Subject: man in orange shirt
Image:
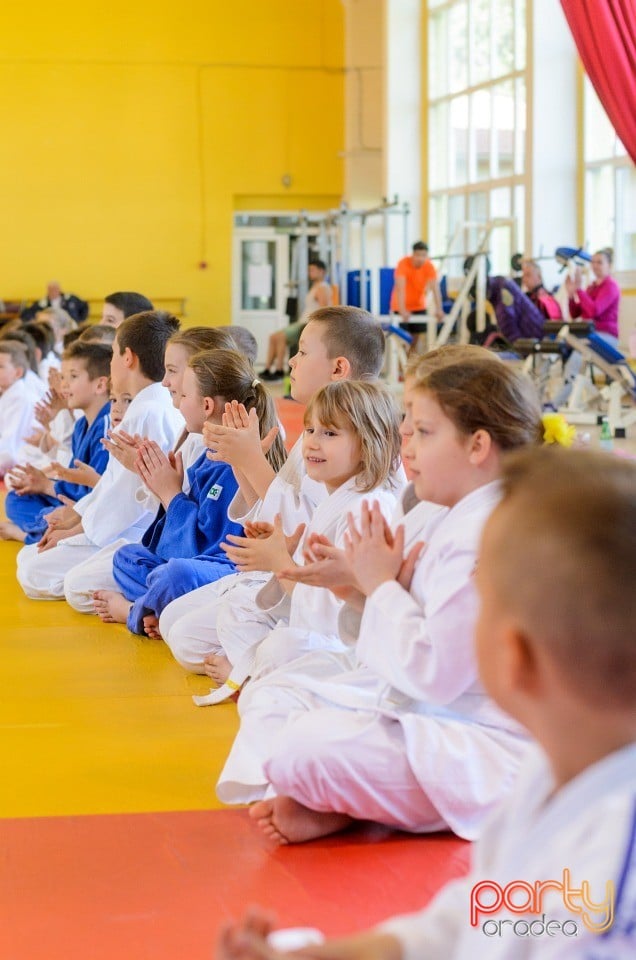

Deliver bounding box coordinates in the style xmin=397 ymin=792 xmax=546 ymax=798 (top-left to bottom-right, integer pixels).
xmin=390 ymin=241 xmax=443 ymax=323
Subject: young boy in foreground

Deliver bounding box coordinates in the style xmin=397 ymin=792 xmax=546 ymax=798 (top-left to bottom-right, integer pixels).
xmin=218 ymin=446 xmax=636 ymax=959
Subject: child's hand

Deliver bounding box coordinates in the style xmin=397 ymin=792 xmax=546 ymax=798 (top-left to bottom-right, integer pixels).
xmin=277 ymin=534 xmax=361 ymax=601
xmin=221 ymin=514 xmax=304 ymax=573
xmin=7 ymin=463 xmax=52 ymax=496
xmin=344 ymin=502 xmax=408 ymax=597
xmin=24 ymin=427 xmax=45 ymax=446
xmin=223 ymin=401 xmax=279 ymax=455
xmin=49 ymin=459 xmax=101 ymax=489
xmin=45 ymin=496 xmax=80 ymax=530
xmin=37 ymin=523 xmax=80 ymax=552
xmin=101 ymin=429 xmax=145 ymax=472
xmin=135 ymin=441 xmax=183 ymax=507
xmin=217 ymin=906 xmax=278 ymax=960
xmin=244 ymin=521 xmax=274 ymax=540
xmin=34 ymin=400 xmax=54 ymax=429
xmin=204 ymin=405 xmax=277 ymax=471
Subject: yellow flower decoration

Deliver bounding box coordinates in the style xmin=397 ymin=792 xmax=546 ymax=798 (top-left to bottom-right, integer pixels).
xmin=542 ymin=413 xmax=577 ymax=447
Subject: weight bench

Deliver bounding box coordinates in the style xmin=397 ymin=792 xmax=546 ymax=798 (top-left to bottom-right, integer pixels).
xmin=562 ymin=332 xmax=636 ymax=437
xmin=512 ymin=322 xmax=594 ymax=405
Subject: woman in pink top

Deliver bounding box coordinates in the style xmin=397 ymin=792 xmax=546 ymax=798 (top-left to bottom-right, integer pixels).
xmin=566 ymin=247 xmax=621 ymax=339
xmin=554 ymin=248 xmax=622 ymax=407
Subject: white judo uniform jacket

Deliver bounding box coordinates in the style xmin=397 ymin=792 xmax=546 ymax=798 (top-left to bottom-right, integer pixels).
xmin=217 ymin=482 xmax=528 ymax=834
xmin=0 ymin=379 xmax=36 ymax=474
xmin=215 ymin=476 xmax=400 ymax=795
xmin=16 ymin=381 xmax=184 ymax=599
xmin=160 ymin=434 xmax=328 ymax=675
xmin=380 ymin=742 xmax=636 ymax=959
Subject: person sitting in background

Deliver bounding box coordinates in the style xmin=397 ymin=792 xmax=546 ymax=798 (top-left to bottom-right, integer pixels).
xmin=259 ymin=261 xmax=331 ymax=381
xmin=566 ymin=247 xmax=620 ymax=343
xmin=554 ymin=248 xmax=622 ymax=408
xmin=521 ymin=259 xmax=562 ymax=321
xmin=21 ymin=280 xmax=88 ymax=325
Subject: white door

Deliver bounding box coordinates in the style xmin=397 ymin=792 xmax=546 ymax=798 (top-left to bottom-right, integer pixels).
xmin=232 ymin=228 xmax=290 ymax=366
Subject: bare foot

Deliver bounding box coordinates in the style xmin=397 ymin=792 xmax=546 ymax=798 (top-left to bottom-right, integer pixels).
xmin=249 ymin=796 xmax=352 ymax=845
xmin=204 ymin=653 xmax=232 ymax=684
xmin=142 ymin=614 xmax=162 ymax=639
xmin=92 ymin=590 xmax=132 ymax=624
xmin=0 ymin=521 xmax=26 ymax=543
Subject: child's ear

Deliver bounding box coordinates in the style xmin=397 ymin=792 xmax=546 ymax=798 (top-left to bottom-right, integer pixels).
xmin=203 ymin=396 xmax=216 ymax=417
xmin=123 ymin=347 xmax=135 ymax=368
xmin=468 ymin=428 xmax=492 ymax=465
xmin=331 ymin=356 xmax=352 ymax=381
xmin=95 ymin=375 xmax=109 ymax=395
xmin=502 ymin=623 xmax=543 ymax=701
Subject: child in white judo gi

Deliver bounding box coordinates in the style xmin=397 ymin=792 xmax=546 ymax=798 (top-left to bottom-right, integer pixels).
xmin=218 ymin=356 xmax=542 ymax=826
xmin=15 ymin=311 xmax=184 ymax=600
xmin=0 ymin=341 xmax=37 ymax=477
xmin=159 ymin=306 xmax=387 ymax=677
xmin=217 ymin=446 xmax=636 ymax=959
xmin=195 ymin=379 xmax=402 ymax=709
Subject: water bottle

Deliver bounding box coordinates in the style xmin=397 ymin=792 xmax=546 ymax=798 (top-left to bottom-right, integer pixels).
xmin=599 ymin=417 xmax=614 ymax=452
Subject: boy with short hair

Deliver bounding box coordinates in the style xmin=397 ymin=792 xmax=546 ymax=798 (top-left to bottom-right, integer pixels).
xmin=0 ymin=341 xmax=37 ymax=477
xmin=217 ymin=447 xmax=636 ymax=960
xmin=0 ymin=341 xmax=112 ymax=543
xmin=16 ymin=311 xmax=184 ymax=600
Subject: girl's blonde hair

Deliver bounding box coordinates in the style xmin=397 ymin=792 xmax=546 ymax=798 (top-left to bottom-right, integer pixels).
xmin=169 ymin=326 xmax=238 ymax=356
xmin=413 ymin=358 xmax=543 ymax=450
xmin=304 ymin=380 xmax=402 ymax=492
xmin=188 ymin=349 xmax=286 ymax=472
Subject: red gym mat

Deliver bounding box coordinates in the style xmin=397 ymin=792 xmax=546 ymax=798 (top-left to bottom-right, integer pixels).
xmin=0 ymin=808 xmax=470 ymax=960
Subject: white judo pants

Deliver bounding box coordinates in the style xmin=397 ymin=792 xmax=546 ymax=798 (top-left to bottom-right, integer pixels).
xmin=17 ymin=536 xmax=100 ymax=600
xmin=63 ymin=540 xmax=125 ymax=614
xmin=159 ymin=573 xmax=276 ymax=674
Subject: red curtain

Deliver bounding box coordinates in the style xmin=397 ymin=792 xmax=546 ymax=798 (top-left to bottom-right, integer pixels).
xmin=561 ymin=0 xmax=636 ymax=164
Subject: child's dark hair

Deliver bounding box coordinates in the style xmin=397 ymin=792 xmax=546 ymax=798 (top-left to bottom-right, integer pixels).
xmin=105 ymin=291 xmax=154 ymax=319
xmin=79 ymin=324 xmax=117 ymax=345
xmin=494 ymin=447 xmax=636 ymax=707
xmin=22 ymin=320 xmax=57 ymax=359
xmin=63 ymin=341 xmax=113 ymax=380
xmin=188 ymin=350 xmax=287 ymax=472
xmin=115 ymin=311 xmax=181 ymax=382
xmin=219 ymin=325 xmax=258 ymax=364
xmin=169 ymin=326 xmax=237 ymax=356
xmin=305 ymin=306 xmax=385 ymax=380
xmin=0 ymin=328 xmax=38 ymax=373
xmin=0 ymin=340 xmax=29 ymax=375
xmin=414 ymin=359 xmax=543 ymax=450
xmin=304 ymin=380 xmax=402 ymax=492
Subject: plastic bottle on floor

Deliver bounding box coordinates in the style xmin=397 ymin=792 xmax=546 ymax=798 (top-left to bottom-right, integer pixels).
xmin=599 ymin=417 xmax=614 ymax=452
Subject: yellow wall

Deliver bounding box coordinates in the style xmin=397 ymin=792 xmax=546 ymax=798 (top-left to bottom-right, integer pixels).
xmin=0 ymin=1 xmax=345 ymax=323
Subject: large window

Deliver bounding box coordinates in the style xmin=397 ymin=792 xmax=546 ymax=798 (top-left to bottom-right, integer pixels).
xmin=584 ymin=77 xmax=636 ymax=272
xmin=427 ymin=0 xmax=527 ymax=274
